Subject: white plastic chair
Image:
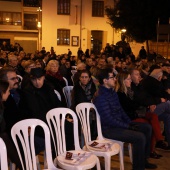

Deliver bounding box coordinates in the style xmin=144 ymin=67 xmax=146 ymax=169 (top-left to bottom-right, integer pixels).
xmin=71 ymin=66 xmax=77 ymax=70
xmin=0 ymin=138 xmax=8 ymax=170
xmin=54 ymin=90 xmax=61 ymax=101
xmin=46 ymin=108 xmax=101 ymax=170
xmin=76 ymin=103 xmax=124 ymax=170
xmin=63 ymin=86 xmax=73 ymax=108
xmin=11 ymin=119 xmax=60 ymax=170
xmin=63 ymin=77 xmax=68 ymax=86
xmin=71 ymin=70 xmax=77 ymax=76
xmin=17 ymin=74 xmax=23 ymax=81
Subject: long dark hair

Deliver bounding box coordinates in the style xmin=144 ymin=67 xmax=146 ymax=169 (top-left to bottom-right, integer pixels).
xmin=0 ymin=80 xmax=9 ymax=107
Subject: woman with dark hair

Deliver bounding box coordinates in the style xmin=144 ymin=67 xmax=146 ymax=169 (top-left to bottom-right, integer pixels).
xmin=0 ymin=80 xmax=21 ymax=168
xmin=71 ymin=70 xmax=97 ymax=139
xmin=71 ymin=70 xmax=96 ymax=109
xmin=116 ymin=71 xmax=168 ymax=159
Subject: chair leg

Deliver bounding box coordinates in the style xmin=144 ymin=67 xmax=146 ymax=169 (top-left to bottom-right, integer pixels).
xmin=36 ymin=156 xmax=41 ymax=170
xmin=104 ymin=156 xmax=111 ymax=170
xmin=96 ymin=157 xmax=101 ymax=170
xmin=44 ymin=151 xmax=47 ymax=169
xmin=9 ymin=162 xmax=16 ymax=170
xmin=128 ymin=144 xmax=133 ymax=163
xmin=118 ymin=142 xmax=124 ymax=170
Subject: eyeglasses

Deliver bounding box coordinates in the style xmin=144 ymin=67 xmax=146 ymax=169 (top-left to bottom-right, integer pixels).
xmin=107 ymin=76 xmax=116 ymax=80
xmin=8 ymin=77 xmax=19 ymax=81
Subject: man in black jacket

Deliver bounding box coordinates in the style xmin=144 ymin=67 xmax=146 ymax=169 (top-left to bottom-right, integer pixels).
xmin=19 ymin=68 xmax=74 ymax=153
xmin=0 ymin=67 xmax=21 ymax=136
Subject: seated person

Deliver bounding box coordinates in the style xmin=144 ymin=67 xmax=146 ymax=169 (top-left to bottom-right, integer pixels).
xmin=19 ymin=68 xmax=69 ymax=154
xmin=0 ymin=80 xmax=22 ymax=169
xmin=71 ymin=69 xmax=97 ymax=139
xmin=93 ymin=66 xmax=157 ymax=170
xmin=45 ymin=60 xmax=66 ymax=106
xmin=116 ymin=71 xmax=168 ymax=158
xmin=131 ymin=68 xmax=170 ymax=150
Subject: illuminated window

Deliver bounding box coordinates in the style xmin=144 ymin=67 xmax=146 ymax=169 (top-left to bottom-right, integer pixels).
xmin=92 ymin=0 xmax=104 ymax=17
xmin=57 ymin=29 xmax=70 ymax=45
xmin=0 ymin=12 xmax=21 ymax=25
xmin=57 ymin=0 xmax=70 ymax=15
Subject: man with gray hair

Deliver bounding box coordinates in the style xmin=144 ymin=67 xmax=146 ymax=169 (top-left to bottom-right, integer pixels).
xmin=131 ymin=68 xmax=170 ymax=150
xmin=5 ymin=53 xmax=21 ymax=75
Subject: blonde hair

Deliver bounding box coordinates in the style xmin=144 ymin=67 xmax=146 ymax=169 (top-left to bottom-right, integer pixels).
xmin=46 ymin=60 xmax=59 ymax=71
xmin=23 ymin=60 xmax=35 ymax=69
xmin=115 ymin=71 xmax=129 ymax=95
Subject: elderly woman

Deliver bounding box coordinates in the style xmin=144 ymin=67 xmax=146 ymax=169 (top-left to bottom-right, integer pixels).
xmin=45 ymin=60 xmax=66 ymax=106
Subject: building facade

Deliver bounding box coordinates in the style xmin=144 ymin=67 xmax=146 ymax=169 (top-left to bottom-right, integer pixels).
xmin=0 ymin=0 xmax=41 ymax=53
xmin=42 ymin=0 xmax=121 ymax=56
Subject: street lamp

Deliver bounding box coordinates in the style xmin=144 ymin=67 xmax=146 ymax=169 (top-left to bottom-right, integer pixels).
xmin=37 ymin=7 xmax=42 ymax=51
xmin=37 ymin=21 xmax=41 ymax=51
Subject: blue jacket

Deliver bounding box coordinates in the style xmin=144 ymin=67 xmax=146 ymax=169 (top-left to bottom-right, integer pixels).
xmin=93 ymin=86 xmax=131 ymax=129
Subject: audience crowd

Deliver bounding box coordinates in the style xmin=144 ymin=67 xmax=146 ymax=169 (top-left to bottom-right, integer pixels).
xmin=0 ymin=41 xmax=170 ymax=170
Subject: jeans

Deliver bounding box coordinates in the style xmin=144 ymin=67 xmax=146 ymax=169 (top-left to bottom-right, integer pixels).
xmin=102 ymin=122 xmax=152 ymax=170
xmin=154 ymin=102 xmax=170 ymax=145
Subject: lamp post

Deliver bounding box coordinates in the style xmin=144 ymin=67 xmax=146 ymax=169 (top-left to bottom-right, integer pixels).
xmin=37 ymin=7 xmax=42 ymax=51
xmin=37 ymin=21 xmax=41 ymax=51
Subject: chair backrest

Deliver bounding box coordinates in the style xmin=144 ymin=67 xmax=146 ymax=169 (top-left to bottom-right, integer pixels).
xmin=46 ymin=108 xmax=81 ymax=156
xmin=0 ymin=138 xmax=8 ymax=170
xmin=63 ymin=77 xmax=68 ymax=86
xmin=71 ymin=66 xmax=77 ymax=70
xmin=11 ymin=119 xmax=57 ymax=170
xmin=76 ymin=103 xmax=104 ymax=144
xmin=63 ymin=86 xmax=73 ymax=108
xmin=17 ymin=74 xmax=23 ymax=81
xmin=54 ymin=90 xmax=61 ymax=101
xmin=71 ymin=70 xmax=77 ymax=76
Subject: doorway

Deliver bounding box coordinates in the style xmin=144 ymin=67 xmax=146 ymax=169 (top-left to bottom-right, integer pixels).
xmin=91 ymin=30 xmax=103 ymax=55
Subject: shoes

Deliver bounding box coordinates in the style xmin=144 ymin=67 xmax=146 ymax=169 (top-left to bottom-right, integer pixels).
xmin=155 ymin=140 xmax=170 ymax=151
xmin=150 ymin=151 xmax=162 ymax=159
xmin=145 ymin=160 xmax=157 ymax=169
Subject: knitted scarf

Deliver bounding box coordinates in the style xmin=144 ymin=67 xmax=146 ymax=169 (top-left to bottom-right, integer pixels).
xmin=46 ymin=71 xmax=63 ymax=81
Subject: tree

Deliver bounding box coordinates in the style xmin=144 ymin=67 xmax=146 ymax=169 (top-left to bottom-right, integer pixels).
xmin=105 ymin=0 xmax=170 ymax=50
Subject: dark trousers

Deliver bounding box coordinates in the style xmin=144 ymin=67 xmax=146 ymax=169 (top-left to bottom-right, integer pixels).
xmin=102 ymin=122 xmax=152 ymax=170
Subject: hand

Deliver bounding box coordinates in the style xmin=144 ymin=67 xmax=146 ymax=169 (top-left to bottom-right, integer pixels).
xmin=128 ymin=123 xmax=139 ymax=131
xmin=149 ymin=105 xmax=156 ymax=113
xmin=161 ymin=98 xmax=166 ymax=103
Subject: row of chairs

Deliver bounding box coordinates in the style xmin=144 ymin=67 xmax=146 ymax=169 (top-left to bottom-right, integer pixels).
xmin=0 ymin=103 xmax=132 ymax=170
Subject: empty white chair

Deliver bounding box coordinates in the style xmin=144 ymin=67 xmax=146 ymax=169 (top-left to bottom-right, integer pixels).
xmin=46 ymin=108 xmax=101 ymax=170
xmin=0 ymin=138 xmax=8 ymax=170
xmin=71 ymin=70 xmax=77 ymax=76
xmin=63 ymin=86 xmax=73 ymax=108
xmin=76 ymin=103 xmax=124 ymax=170
xmin=11 ymin=119 xmax=60 ymax=170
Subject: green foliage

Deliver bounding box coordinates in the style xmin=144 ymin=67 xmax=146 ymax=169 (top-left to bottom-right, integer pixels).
xmin=105 ymin=0 xmax=170 ymax=42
